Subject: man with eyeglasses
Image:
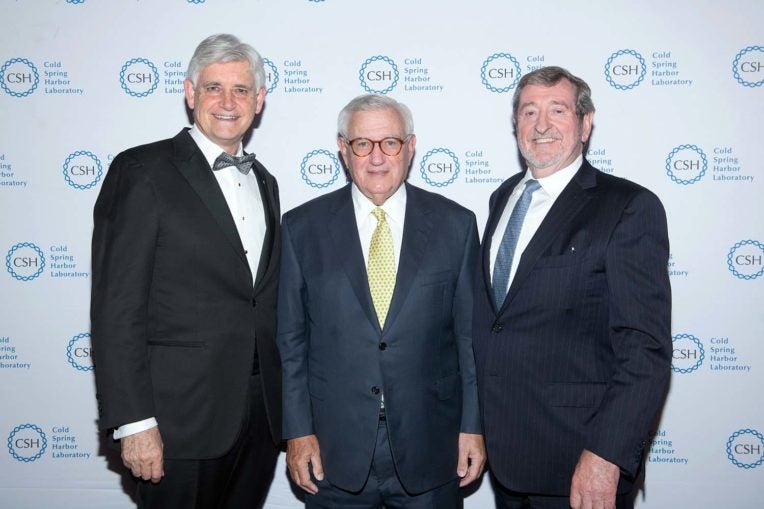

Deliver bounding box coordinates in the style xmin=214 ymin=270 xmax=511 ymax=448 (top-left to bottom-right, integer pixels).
xmin=277 ymin=94 xmax=485 ymax=508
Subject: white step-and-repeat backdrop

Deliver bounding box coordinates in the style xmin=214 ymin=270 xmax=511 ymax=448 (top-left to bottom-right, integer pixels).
xmin=1 ymin=1 xmax=762 ymax=507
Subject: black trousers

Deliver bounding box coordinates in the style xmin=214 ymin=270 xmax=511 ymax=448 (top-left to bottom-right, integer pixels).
xmin=137 ymin=375 xmax=279 ymax=509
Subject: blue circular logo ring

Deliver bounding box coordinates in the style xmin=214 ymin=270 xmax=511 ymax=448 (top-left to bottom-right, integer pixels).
xmin=187 ymin=0 xmax=206 ymax=4
xmin=732 ymin=46 xmax=764 ymax=88
xmin=62 ymin=150 xmax=103 ymax=190
xmin=671 ymin=333 xmax=705 ymax=374
xmin=665 ymin=144 xmax=707 ymax=185
xmin=119 ymin=58 xmax=159 ymax=97
xmin=7 ymin=424 xmax=48 ymax=462
xmin=66 ymin=333 xmax=94 ymax=372
xmin=0 ymin=58 xmax=40 ymax=97
xmin=419 ymin=148 xmax=460 ymax=187
xmin=263 ymin=58 xmax=280 ymax=94
xmin=727 ymin=240 xmax=764 ymax=280
xmin=5 ymin=242 xmax=46 ymax=281
xmin=604 ymin=49 xmax=647 ymax=90
xmin=66 ymin=0 xmax=85 ymax=4
xmin=480 ymin=53 xmax=522 ymax=93
xmin=300 ymin=149 xmax=340 ymax=189
xmin=726 ymin=429 xmax=764 ymax=469
xmin=359 ymin=56 xmax=399 ymax=94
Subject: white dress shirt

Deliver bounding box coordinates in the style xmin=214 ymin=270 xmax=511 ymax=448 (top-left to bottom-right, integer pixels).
xmin=489 ymin=155 xmax=582 ymax=296
xmin=114 ymin=126 xmax=267 ymax=440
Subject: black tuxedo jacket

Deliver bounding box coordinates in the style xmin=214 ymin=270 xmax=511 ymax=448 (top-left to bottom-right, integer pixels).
xmin=91 ymin=129 xmax=281 ymax=459
xmin=473 ymin=160 xmax=671 ymax=495
xmin=278 ymin=183 xmax=481 ymax=494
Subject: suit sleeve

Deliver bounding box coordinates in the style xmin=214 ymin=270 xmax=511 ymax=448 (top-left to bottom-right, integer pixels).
xmin=585 ymin=189 xmax=672 ymax=476
xmin=456 ymin=214 xmax=482 ymax=434
xmin=90 ymin=154 xmax=158 ymax=431
xmin=276 ymin=217 xmax=314 ymax=439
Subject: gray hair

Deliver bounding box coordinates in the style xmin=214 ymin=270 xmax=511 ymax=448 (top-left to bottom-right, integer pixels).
xmin=186 ymin=34 xmax=265 ymax=91
xmin=337 ymin=94 xmax=414 ymax=139
xmin=512 ymin=66 xmax=595 ymax=123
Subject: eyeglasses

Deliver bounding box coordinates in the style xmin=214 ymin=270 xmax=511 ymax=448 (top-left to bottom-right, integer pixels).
xmin=344 ymin=136 xmax=411 ymax=157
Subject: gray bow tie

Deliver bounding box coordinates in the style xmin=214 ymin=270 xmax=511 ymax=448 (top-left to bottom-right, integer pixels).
xmin=213 ymin=152 xmax=257 ymax=175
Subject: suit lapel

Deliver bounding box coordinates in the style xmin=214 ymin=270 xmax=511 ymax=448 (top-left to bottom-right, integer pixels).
xmin=327 ymin=186 xmax=380 ymax=331
xmin=171 ymin=130 xmax=252 ymax=284
xmin=501 ymin=162 xmax=597 ymax=311
xmin=252 ymin=160 xmax=277 ymax=290
xmin=384 ymin=184 xmax=433 ymax=331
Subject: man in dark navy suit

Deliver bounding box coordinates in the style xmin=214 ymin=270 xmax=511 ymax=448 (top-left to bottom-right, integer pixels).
xmin=473 ymin=66 xmax=671 ymax=509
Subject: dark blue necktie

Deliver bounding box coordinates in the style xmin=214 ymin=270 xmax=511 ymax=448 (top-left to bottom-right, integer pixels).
xmin=492 ymin=179 xmax=540 ymax=308
xmin=213 ymin=152 xmax=257 ymax=174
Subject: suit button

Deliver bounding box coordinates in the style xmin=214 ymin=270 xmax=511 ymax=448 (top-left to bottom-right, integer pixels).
xmin=491 ymin=323 xmax=504 ymax=333
xmin=379 ymin=342 xmax=387 ymax=351
xmin=371 ymin=386 xmax=380 ymax=395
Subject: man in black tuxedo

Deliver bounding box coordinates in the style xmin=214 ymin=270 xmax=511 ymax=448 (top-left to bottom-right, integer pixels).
xmin=473 ymin=66 xmax=671 ymax=509
xmin=278 ymin=94 xmax=485 ymax=508
xmin=91 ymin=34 xmax=281 ymax=509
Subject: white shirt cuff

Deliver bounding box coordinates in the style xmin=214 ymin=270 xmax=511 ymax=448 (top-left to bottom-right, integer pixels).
xmin=113 ymin=417 xmax=158 ymax=439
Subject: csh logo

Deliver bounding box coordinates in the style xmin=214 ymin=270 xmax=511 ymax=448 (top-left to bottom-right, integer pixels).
xmin=727 ymin=240 xmax=764 ymax=280
xmin=732 ymin=46 xmax=764 ymax=88
xmin=263 ymin=58 xmax=280 ymax=94
xmin=604 ymin=49 xmax=646 ymax=90
xmin=7 ymin=424 xmax=48 ymax=462
xmin=62 ymin=150 xmax=103 ymax=190
xmin=359 ymin=55 xmax=399 ymax=94
xmin=419 ymin=148 xmax=460 ymax=187
xmin=67 ymin=333 xmax=94 ymax=372
xmin=671 ymin=333 xmax=704 ymax=374
xmin=480 ymin=53 xmax=521 ymax=93
xmin=726 ymin=429 xmax=764 ymax=469
xmin=300 ymin=149 xmax=341 ymax=189
xmin=5 ymin=242 xmax=45 ymax=281
xmin=119 ymin=58 xmax=159 ymax=97
xmin=665 ymin=144 xmax=707 ymax=185
xmin=0 ymin=58 xmax=40 ymax=97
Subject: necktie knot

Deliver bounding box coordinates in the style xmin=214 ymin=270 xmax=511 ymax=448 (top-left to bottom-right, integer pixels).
xmin=213 ymin=152 xmax=257 ymax=175
xmin=372 ymin=207 xmax=387 ymax=223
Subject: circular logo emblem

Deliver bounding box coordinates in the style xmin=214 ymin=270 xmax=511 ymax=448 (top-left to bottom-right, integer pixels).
xmin=5 ymin=242 xmax=45 ymax=281
xmin=727 ymin=240 xmax=764 ymax=280
xmin=62 ymin=150 xmax=103 ymax=190
xmin=419 ymin=148 xmax=460 ymax=187
xmin=119 ymin=58 xmax=159 ymax=97
xmin=727 ymin=429 xmax=764 ymax=469
xmin=604 ymin=49 xmax=646 ymax=90
xmin=187 ymin=0 xmax=206 ymax=4
xmin=66 ymin=0 xmax=85 ymax=4
xmin=0 ymin=58 xmax=40 ymax=97
xmin=7 ymin=424 xmax=48 ymax=462
xmin=480 ymin=53 xmax=521 ymax=93
xmin=732 ymin=46 xmax=764 ymax=88
xmin=263 ymin=58 xmax=280 ymax=94
xmin=300 ymin=149 xmax=341 ymax=189
xmin=66 ymin=333 xmax=94 ymax=372
xmin=665 ymin=144 xmax=707 ymax=185
xmin=671 ymin=333 xmax=705 ymax=374
xmin=359 ymin=56 xmax=399 ymax=94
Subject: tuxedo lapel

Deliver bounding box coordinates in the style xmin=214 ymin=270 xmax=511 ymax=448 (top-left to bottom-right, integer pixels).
xmin=252 ymin=160 xmax=276 ymax=290
xmin=384 ymin=184 xmax=433 ymax=331
xmin=327 ymin=187 xmax=380 ymax=331
xmin=171 ymin=130 xmax=252 ymax=284
xmin=501 ymin=162 xmax=597 ymax=310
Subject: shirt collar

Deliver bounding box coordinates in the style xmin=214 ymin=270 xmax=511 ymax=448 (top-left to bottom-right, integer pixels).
xmin=351 ymin=182 xmax=407 ymax=226
xmin=189 ymin=124 xmax=244 ymax=169
xmin=522 ymin=154 xmax=582 ymax=199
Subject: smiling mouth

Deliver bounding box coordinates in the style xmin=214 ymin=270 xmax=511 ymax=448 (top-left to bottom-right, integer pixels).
xmin=533 ymin=137 xmax=561 ymax=144
xmin=213 ymin=114 xmax=239 ymax=121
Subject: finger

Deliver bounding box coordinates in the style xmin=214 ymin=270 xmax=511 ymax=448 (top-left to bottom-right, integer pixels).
xmin=149 ymin=459 xmax=164 ymax=483
xmin=311 ymin=453 xmax=324 ymax=481
xmin=570 ymin=490 xmax=582 ymax=509
xmin=456 ymin=448 xmax=469 ymax=478
xmin=459 ymin=466 xmax=477 ymax=487
xmin=298 ymin=462 xmax=319 ymax=495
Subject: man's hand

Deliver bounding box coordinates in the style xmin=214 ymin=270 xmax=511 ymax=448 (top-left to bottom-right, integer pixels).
xmin=457 ymin=432 xmax=486 ymax=487
xmin=287 ymin=434 xmax=323 ymax=495
xmin=570 ymin=449 xmax=620 ymax=509
xmin=121 ymin=427 xmax=164 ymax=483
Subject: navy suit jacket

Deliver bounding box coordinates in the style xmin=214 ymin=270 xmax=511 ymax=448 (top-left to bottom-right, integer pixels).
xmin=278 ymin=182 xmax=480 ymax=494
xmin=473 ymin=159 xmax=671 ymax=495
xmin=91 ymin=129 xmax=282 ymax=458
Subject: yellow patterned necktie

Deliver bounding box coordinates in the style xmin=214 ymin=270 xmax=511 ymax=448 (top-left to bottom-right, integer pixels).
xmin=368 ymin=207 xmax=396 ymax=328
